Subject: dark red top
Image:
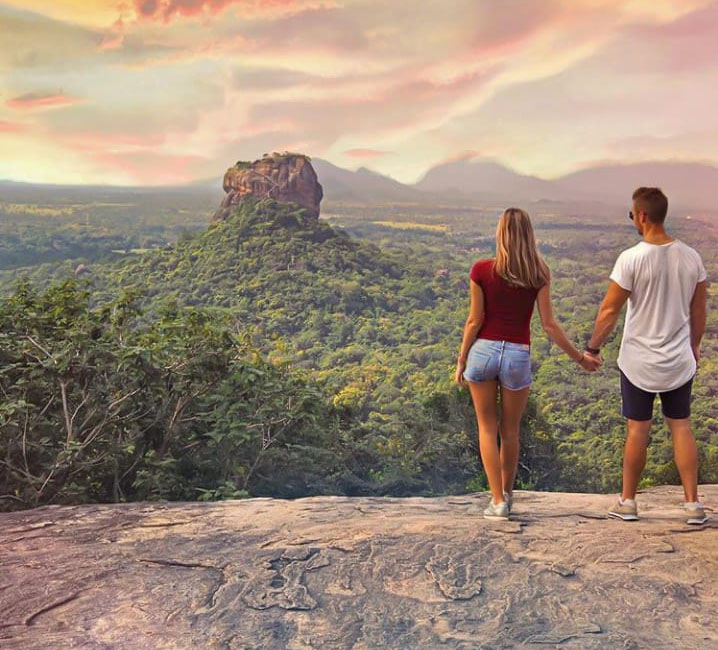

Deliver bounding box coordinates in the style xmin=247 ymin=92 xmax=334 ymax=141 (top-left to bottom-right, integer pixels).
xmin=469 ymin=259 xmax=540 ymax=345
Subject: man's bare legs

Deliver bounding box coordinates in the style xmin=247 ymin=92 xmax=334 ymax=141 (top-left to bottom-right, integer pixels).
xmin=467 ymin=379 xmax=504 ymax=504
xmin=666 ymin=416 xmax=699 ymax=503
xmin=499 ymin=385 xmax=530 ymax=497
xmin=621 ymin=416 xmax=700 ymax=504
xmin=621 ymin=418 xmax=651 ymax=502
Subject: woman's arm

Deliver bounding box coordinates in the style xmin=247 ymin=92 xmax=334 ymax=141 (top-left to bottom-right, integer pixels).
xmin=536 ymin=283 xmax=599 ymax=370
xmin=454 ymin=280 xmax=484 ymax=384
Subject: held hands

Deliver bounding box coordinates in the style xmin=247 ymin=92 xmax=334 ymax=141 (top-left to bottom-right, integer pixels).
xmin=455 ymin=349 xmax=602 ymax=381
xmin=579 ymin=351 xmax=603 ymax=372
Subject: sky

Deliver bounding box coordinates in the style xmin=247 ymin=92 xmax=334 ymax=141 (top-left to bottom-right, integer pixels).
xmin=1 ymin=0 xmax=717 ymax=185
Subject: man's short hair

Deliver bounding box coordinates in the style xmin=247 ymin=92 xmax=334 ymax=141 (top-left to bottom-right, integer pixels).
xmin=632 ymin=187 xmax=668 ymax=224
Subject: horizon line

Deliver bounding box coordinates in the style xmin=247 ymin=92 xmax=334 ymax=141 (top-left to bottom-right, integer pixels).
xmin=2 ymin=156 xmax=718 ymax=189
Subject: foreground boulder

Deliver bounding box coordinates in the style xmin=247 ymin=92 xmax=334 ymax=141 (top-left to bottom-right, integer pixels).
xmin=1 ymin=485 xmax=716 ymax=649
xmin=213 ymin=152 xmax=323 ymax=222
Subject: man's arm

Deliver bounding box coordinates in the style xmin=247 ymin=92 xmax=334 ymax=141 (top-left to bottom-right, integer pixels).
xmin=588 ymin=281 xmax=631 ymax=350
xmin=690 ymin=280 xmax=707 ymax=361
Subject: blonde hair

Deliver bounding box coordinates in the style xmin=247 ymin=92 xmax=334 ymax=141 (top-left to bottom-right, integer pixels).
xmin=494 ymin=208 xmax=550 ymax=289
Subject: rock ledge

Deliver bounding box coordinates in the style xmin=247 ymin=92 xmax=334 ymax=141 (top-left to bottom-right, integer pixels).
xmin=1 ymin=485 xmax=716 ymax=649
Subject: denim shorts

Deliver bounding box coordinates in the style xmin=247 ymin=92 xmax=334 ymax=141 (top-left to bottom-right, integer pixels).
xmin=464 ymin=338 xmax=532 ymax=390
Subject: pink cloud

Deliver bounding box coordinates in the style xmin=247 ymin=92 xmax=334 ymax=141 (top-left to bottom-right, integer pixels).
xmin=6 ymin=92 xmax=81 ymax=111
xmin=651 ymin=1 xmax=718 ymax=38
xmin=98 ymin=17 xmax=126 ymax=51
xmin=60 ymin=131 xmax=167 ymax=153
xmin=90 ymin=149 xmax=208 ymax=184
xmin=245 ymin=6 xmax=366 ymax=53
xmin=133 ymin=0 xmax=299 ymax=23
xmin=344 ymin=148 xmax=393 ymax=159
xmin=124 ymin=5 xmax=364 ymax=65
xmin=440 ymin=150 xmax=481 ymax=164
xmin=39 ymin=121 xmax=205 ymax=184
xmin=616 ymin=2 xmax=718 ymax=73
xmin=245 ymin=65 xmax=496 ymax=152
xmin=470 ymin=2 xmax=564 ymax=57
xmin=0 ymin=120 xmax=27 ymax=133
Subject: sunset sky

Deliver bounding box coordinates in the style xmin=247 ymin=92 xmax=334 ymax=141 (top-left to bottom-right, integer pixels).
xmin=1 ymin=0 xmax=717 ymax=185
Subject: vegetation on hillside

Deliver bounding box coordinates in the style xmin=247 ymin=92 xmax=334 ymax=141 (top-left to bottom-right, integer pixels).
xmin=1 ymin=196 xmax=716 ymax=511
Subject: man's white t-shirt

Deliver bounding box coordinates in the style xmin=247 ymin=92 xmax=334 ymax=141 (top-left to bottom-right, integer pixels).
xmin=609 ymin=239 xmax=707 ymax=393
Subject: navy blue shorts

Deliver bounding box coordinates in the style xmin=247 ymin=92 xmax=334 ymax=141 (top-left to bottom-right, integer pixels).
xmin=620 ymin=370 xmax=693 ymax=421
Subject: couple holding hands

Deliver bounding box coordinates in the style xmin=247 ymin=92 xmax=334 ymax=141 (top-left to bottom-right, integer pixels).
xmin=455 ymin=187 xmax=708 ymax=525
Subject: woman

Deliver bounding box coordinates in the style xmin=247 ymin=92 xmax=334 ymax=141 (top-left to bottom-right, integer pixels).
xmin=455 ymin=208 xmax=600 ymax=519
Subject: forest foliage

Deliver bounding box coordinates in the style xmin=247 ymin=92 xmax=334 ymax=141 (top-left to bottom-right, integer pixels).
xmin=1 ymin=196 xmax=716 ymax=511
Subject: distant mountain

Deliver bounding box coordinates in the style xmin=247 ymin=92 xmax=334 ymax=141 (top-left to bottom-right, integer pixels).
xmin=312 ymin=157 xmax=566 ymax=204
xmin=411 ymin=158 xmax=718 ymax=210
xmin=312 ymin=158 xmax=423 ymax=202
xmin=414 ymin=158 xmax=565 ymax=201
xmin=179 ymin=158 xmax=422 ymax=204
xmin=4 ymin=159 xmax=717 ymax=210
xmin=555 ymin=162 xmax=718 ymax=210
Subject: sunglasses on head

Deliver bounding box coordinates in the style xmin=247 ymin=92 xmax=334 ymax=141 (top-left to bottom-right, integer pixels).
xmin=628 ymin=210 xmax=634 ymax=221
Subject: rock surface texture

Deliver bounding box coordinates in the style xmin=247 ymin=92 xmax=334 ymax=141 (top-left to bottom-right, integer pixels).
xmin=1 ymin=486 xmax=716 ymax=649
xmin=213 ymin=153 xmax=323 ymax=222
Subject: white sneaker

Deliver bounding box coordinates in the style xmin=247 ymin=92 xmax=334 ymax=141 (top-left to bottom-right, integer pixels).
xmin=484 ymin=499 xmax=509 ymax=520
xmin=608 ymin=496 xmax=638 ymax=521
xmin=685 ymin=502 xmax=708 ymax=525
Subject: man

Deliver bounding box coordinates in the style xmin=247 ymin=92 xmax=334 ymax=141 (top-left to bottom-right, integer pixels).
xmin=585 ymin=187 xmax=708 ymax=525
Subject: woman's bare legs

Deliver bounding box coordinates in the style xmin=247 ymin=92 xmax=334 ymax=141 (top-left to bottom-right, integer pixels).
xmin=467 ymin=379 xmax=504 ymax=504
xmin=499 ymin=385 xmax=531 ymax=497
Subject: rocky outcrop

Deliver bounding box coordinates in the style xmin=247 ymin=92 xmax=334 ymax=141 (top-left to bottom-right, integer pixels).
xmin=1 ymin=485 xmax=716 ymax=649
xmin=213 ymin=152 xmax=323 ymax=221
